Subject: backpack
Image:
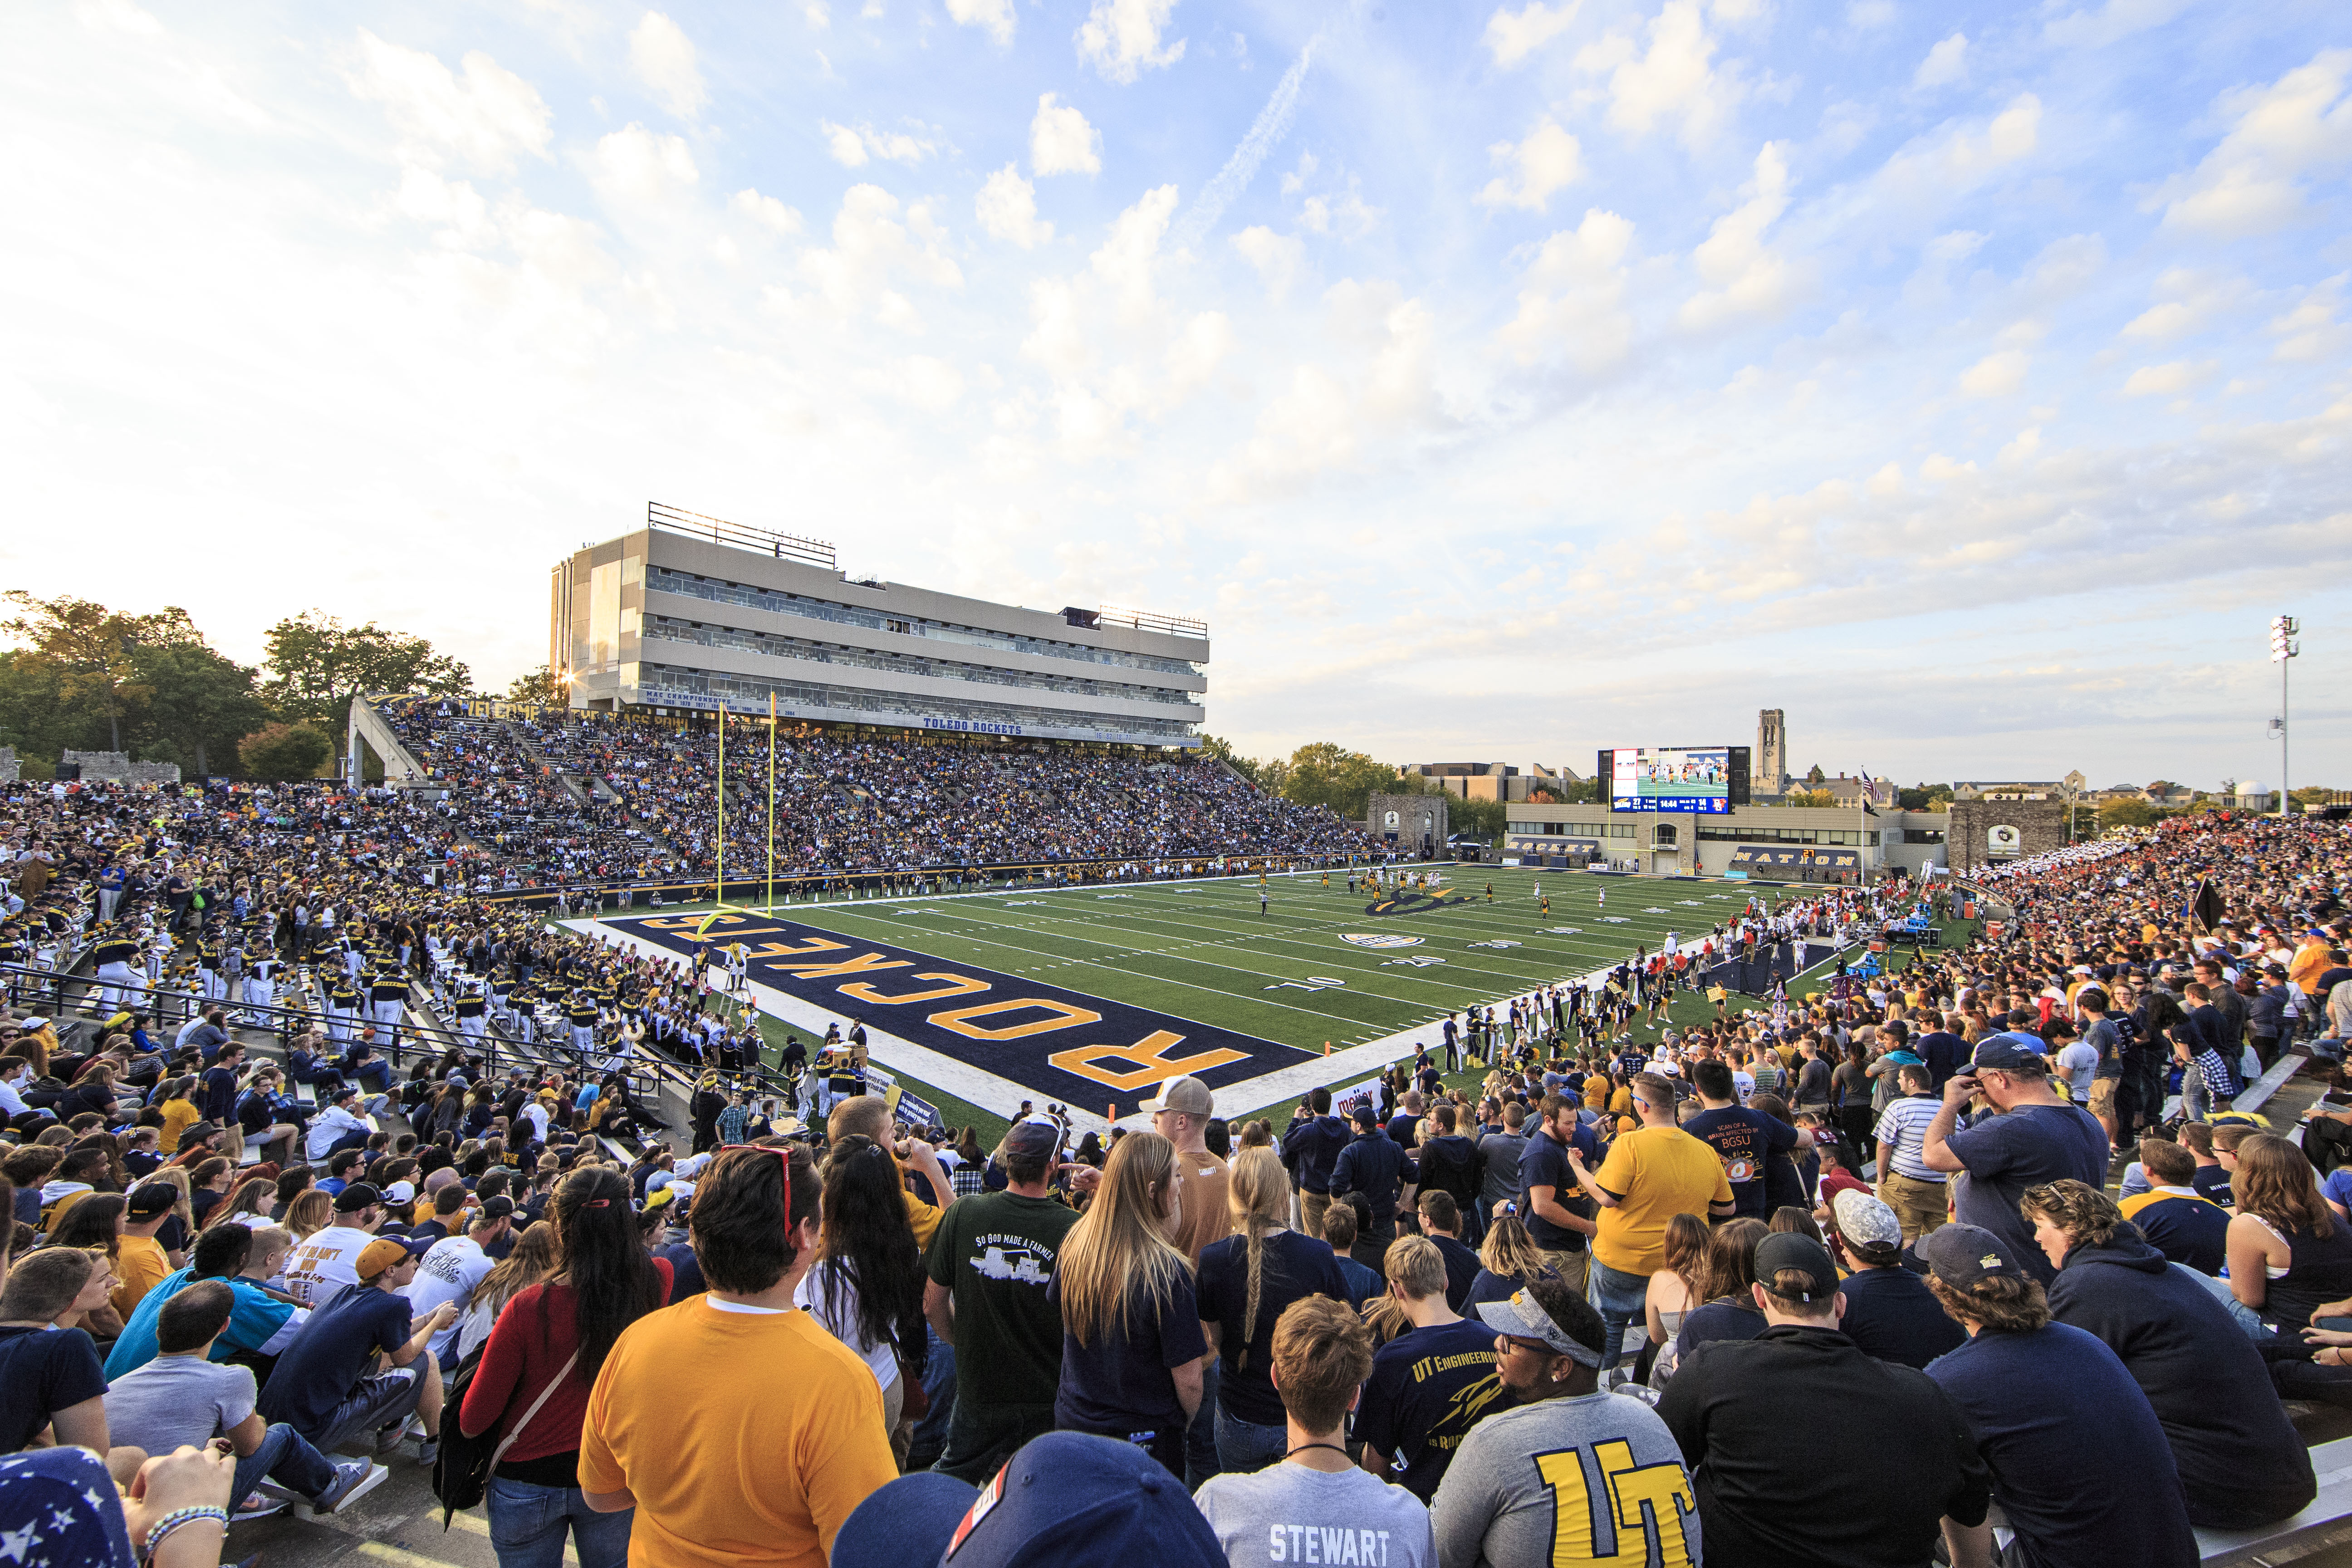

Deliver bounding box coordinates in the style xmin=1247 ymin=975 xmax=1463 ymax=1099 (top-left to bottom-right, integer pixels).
xmin=431 ymin=1338 xmax=577 ymax=1526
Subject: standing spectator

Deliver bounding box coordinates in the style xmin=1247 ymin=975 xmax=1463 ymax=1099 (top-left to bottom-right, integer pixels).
xmin=1413 ymin=1106 xmax=1482 ymax=1240
xmin=923 ymin=1120 xmax=1077 ymax=1482
xmin=1561 ymin=1072 xmax=1733 ymax=1372
xmin=460 ymin=1167 xmax=670 ymax=1568
xmin=1139 ymin=1075 xmax=1230 ymax=1485
xmin=2021 ymin=1179 xmax=2315 ymax=1529
xmin=1471 ymin=1102 xmax=1528 ymax=1221
xmin=1279 ymin=1092 xmax=1344 ymax=1239
xmin=1355 ymin=1235 xmax=1503 ymax=1502
xmin=105 ymin=1282 xmax=383 ymax=1519
xmin=1461 ymin=1209 xmax=1546 ymax=1313
xmin=1194 ymin=1296 xmax=1435 ymax=1568
xmin=580 ymin=1143 xmax=893 ymax=1563
xmin=1657 ymin=1230 xmax=1990 ymax=1568
xmin=1872 ymin=1064 xmax=1948 ymax=1244
xmin=255 ymin=1238 xmax=454 ymax=1460
xmin=1821 ymin=1191 xmax=1963 ymax=1369
xmin=1513 ymin=1095 xmax=1596 ymax=1289
xmin=1318 ymin=1204 xmax=1382 ymax=1309
xmin=1331 ymin=1104 xmax=1416 ymax=1257
xmin=1047 ymin=1130 xmax=1204 ymax=1478
xmin=1640 ymin=1211 xmax=1709 ymax=1389
xmin=1919 ymin=1224 xmax=2198 ymax=1568
xmin=1917 ymin=1036 xmax=2108 ymax=1285
xmin=1683 ymin=1060 xmax=1806 ymax=1221
xmin=1415 ymin=1193 xmax=1480 ymax=1310
xmin=798 ymin=1136 xmax=928 ymax=1463
xmin=1431 ymin=1271 xmax=1695 ymax=1568
xmin=1196 ymin=1147 xmax=1348 ymax=1474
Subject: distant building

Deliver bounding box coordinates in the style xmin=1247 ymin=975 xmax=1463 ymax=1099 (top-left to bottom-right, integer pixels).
xmin=1950 ymin=771 xmax=2087 ymax=802
xmin=1757 ymin=710 xmax=1787 ymax=792
xmin=1400 ymin=761 xmax=1578 ymax=803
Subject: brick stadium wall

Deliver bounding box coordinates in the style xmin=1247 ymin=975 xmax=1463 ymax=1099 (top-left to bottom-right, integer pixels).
xmin=1947 ymin=798 xmax=2068 ymax=871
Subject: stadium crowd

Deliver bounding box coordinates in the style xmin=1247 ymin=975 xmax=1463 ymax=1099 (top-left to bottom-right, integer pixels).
xmin=1 ymin=777 xmax=2348 ymax=1568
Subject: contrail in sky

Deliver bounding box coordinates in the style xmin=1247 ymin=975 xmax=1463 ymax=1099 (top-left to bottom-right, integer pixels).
xmin=1169 ymin=35 xmax=1319 ymax=254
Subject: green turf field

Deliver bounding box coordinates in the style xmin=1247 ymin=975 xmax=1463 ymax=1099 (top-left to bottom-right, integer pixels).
xmin=681 ymin=865 xmax=1837 ymax=1140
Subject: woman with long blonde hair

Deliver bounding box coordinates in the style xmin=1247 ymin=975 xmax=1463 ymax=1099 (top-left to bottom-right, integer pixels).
xmin=283 ymin=1188 xmax=332 ymax=1241
xmin=453 ymin=1220 xmax=561 ymax=1360
xmin=1195 ymin=1145 xmax=1350 ymax=1474
xmin=1048 ymin=1130 xmax=1203 ymax=1477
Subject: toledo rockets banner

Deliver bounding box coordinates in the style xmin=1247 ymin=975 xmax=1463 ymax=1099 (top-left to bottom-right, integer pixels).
xmin=609 ymin=911 xmax=1316 ymax=1105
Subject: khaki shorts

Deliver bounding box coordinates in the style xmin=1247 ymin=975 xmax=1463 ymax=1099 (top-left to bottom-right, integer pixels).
xmin=2088 ymin=1078 xmax=2117 ymax=1121
xmin=1878 ymin=1171 xmax=1950 ymax=1243
xmin=1534 ymin=1247 xmax=1590 ymax=1294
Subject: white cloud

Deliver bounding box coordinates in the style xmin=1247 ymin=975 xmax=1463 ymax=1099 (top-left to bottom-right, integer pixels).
xmin=975 ymin=164 xmax=1051 ymax=248
xmin=2270 ymin=275 xmax=2349 ymax=362
xmin=1090 ymin=184 xmax=1179 ymax=325
xmin=1498 ymin=207 xmax=1635 ymax=372
xmin=1914 ymin=33 xmax=1967 ymax=90
xmin=583 ymin=123 xmax=698 ymax=207
xmin=2122 ymin=360 xmax=2216 ymax=395
xmin=1846 ymin=0 xmax=1895 ymax=25
xmin=872 ymin=354 xmax=966 ymax=410
xmin=2156 ymin=50 xmax=2352 ymax=236
xmin=1484 ymin=1 xmax=1579 ymax=68
xmin=1679 ymin=142 xmax=1796 ymax=330
xmin=1960 ymin=348 xmax=2030 ymax=397
xmin=798 ymin=184 xmax=963 ymax=324
xmin=804 ymin=0 xmax=829 ymax=26
xmin=1077 ymin=0 xmax=1185 ymax=84
xmin=945 ymin=0 xmax=1015 ymax=46
xmin=1476 ymin=116 xmax=1583 ymax=212
xmin=1030 ymin=93 xmax=1102 ymax=176
xmin=821 ymin=121 xmax=938 ymax=167
xmin=2119 ymin=268 xmax=2238 ymax=342
xmin=348 ymin=30 xmax=552 ymax=174
xmin=2044 ymin=0 xmax=2193 ymax=49
xmin=628 ymin=12 xmax=706 ymax=119
xmin=1233 ymin=225 xmax=1305 ymax=302
xmin=1576 ymin=0 xmax=1740 ymax=149
xmin=1217 ymin=283 xmax=1441 ymax=493
xmin=730 ymin=187 xmax=803 ymax=235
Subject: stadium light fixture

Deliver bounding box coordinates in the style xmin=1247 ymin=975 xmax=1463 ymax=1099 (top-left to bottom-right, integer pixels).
xmin=2270 ymin=616 xmax=2298 ymax=818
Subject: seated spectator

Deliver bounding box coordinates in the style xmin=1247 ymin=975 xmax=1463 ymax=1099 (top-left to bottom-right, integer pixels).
xmin=1657 ymin=1230 xmax=1990 ymax=1568
xmin=2120 ymin=1137 xmax=2229 ymax=1274
xmin=1413 ymin=1192 xmax=1480 ymax=1311
xmin=1460 ymin=1209 xmax=1543 ymax=1313
xmin=104 ymin=1281 xmax=385 ymax=1519
xmin=832 ymin=1430 xmax=1226 ymax=1568
xmin=105 ymin=1223 xmax=307 ymax=1378
xmin=1673 ymin=1217 xmax=1768 ymax=1362
xmin=579 ymin=1144 xmax=897 ymax=1564
xmin=2021 ymin=1179 xmax=2315 ymax=1529
xmin=405 ymin=1197 xmax=514 ymax=1369
xmin=1822 ymin=1191 xmax=1963 ymax=1370
xmin=281 ymin=1183 xmax=385 ymax=1308
xmin=1046 ymin=1131 xmax=1204 ymax=1479
xmin=112 ymin=1182 xmax=180 ymax=1319
xmin=1195 ymin=1296 xmax=1435 ymax=1567
xmin=1318 ymin=1202 xmax=1381 ymax=1311
xmin=1356 ymin=1235 xmax=1503 ymax=1502
xmin=256 ymin=1238 xmax=455 ymax=1461
xmin=1195 ymin=1147 xmax=1348 ymax=1475
xmin=1920 ymin=1224 xmax=2197 ymax=1568
xmin=2226 ymin=1132 xmax=2352 ymax=1333
xmin=1430 ymin=1272 xmax=1691 ymax=1566
xmin=0 ymin=1249 xmax=119 ymax=1465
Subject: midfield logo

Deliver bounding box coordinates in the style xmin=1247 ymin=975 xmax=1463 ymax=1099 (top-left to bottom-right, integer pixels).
xmin=1364 ymin=890 xmax=1474 ymax=917
xmin=1340 ymin=932 xmax=1424 ymax=949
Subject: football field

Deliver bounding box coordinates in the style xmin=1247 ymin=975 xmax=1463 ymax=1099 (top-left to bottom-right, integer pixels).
xmin=577 ymin=864 xmax=1828 ymax=1138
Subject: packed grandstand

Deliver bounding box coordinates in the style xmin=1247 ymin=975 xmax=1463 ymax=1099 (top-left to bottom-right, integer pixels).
xmin=3 ymin=730 xmax=2351 ymax=1568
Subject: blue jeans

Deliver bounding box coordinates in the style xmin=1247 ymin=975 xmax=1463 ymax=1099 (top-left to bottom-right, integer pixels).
xmin=905 ymin=1327 xmax=956 ymax=1471
xmin=1184 ymin=1358 xmax=1221 ymax=1491
xmin=234 ymin=1422 xmax=335 ymax=1504
xmin=486 ymin=1475 xmax=635 ymax=1568
xmin=1587 ymin=1259 xmax=1650 ymax=1372
xmin=1212 ymin=1403 xmax=1288 ymax=1475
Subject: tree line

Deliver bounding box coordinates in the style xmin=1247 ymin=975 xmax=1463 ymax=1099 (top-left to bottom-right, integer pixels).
xmin=0 ymin=594 xmax=475 ymax=783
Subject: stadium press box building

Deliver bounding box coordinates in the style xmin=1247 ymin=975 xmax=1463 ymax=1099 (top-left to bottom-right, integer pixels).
xmin=550 ymin=504 xmax=1207 ymax=750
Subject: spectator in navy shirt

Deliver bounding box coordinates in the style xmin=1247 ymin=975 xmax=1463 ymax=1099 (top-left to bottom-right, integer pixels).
xmin=1822 ymin=1190 xmax=1963 ymax=1369
xmin=1682 ymin=1060 xmax=1807 ymax=1220
xmin=1280 ymin=1088 xmax=1350 ymax=1243
xmin=1414 ymin=1192 xmax=1480 ymax=1311
xmin=1921 ymin=1224 xmax=2198 ymax=1568
xmin=1331 ymin=1105 xmax=1415 ymax=1256
xmin=1920 ymin=1036 xmax=2111 ymax=1285
xmin=1317 ymin=1204 xmax=1381 ymax=1310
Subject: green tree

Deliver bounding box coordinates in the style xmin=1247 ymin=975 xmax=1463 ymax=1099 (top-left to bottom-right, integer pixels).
xmin=1279 ymin=742 xmax=1400 ymax=821
xmin=240 ymin=721 xmax=333 ymax=782
xmin=126 ymin=610 xmax=271 ymax=777
xmin=2098 ymin=796 xmax=2158 ymax=830
xmin=508 ymin=666 xmax=563 ymax=707
xmin=1199 ymin=734 xmax=1269 ymax=788
xmin=1804 ymin=763 xmax=1827 ymax=785
xmin=1448 ymin=794 xmax=1508 ymax=841
xmin=260 ymin=611 xmax=472 ymax=726
xmin=1 ymin=592 xmax=154 ymax=753
xmin=1788 ymin=787 xmax=1838 ymax=808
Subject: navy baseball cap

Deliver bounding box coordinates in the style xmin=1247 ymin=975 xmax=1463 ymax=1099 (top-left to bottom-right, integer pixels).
xmin=1970 ymin=1033 xmax=2046 ymax=1071
xmin=830 ymin=1432 xmax=1225 ymax=1568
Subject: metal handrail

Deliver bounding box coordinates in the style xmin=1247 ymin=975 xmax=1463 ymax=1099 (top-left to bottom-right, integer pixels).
xmin=648 ymin=502 xmax=836 ymax=570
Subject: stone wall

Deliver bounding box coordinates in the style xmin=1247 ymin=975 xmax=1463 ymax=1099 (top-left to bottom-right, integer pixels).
xmin=0 ymin=748 xmax=15 ymax=784
xmin=59 ymin=751 xmax=181 ymax=786
xmin=1365 ymin=791 xmax=1449 ymax=858
xmin=1946 ymin=797 xmax=2068 ymax=870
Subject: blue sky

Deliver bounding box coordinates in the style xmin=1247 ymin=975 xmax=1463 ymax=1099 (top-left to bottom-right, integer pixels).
xmin=3 ymin=0 xmax=2348 ymax=790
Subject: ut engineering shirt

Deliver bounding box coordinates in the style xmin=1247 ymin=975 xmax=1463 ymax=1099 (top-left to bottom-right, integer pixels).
xmin=1356 ymin=1319 xmax=1505 ymax=1501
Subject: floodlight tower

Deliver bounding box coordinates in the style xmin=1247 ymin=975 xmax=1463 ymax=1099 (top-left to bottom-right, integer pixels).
xmin=2271 ymin=616 xmax=2299 ymax=818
